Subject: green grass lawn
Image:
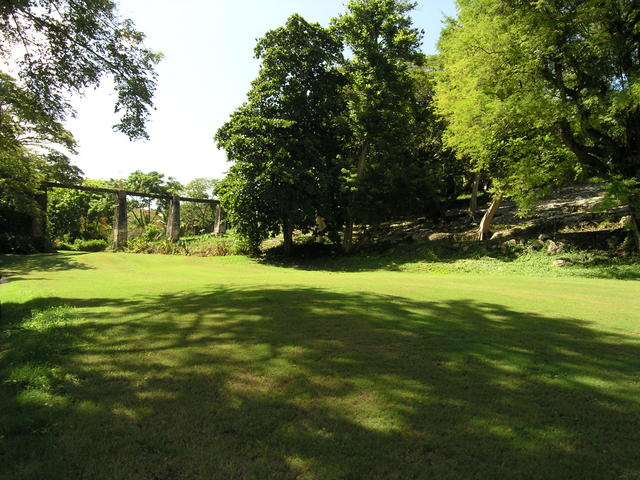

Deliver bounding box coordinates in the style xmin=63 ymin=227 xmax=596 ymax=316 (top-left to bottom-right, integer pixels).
xmin=1 ymin=252 xmax=639 ymax=479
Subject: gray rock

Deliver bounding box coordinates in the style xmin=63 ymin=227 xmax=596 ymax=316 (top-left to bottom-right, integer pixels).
xmin=530 ymin=239 xmax=545 ymax=249
xmin=491 ymin=229 xmax=515 ymax=240
xmin=547 ymin=240 xmax=563 ymax=255
xmin=553 ymin=258 xmax=571 ymax=267
xmin=428 ymin=232 xmax=454 ymax=241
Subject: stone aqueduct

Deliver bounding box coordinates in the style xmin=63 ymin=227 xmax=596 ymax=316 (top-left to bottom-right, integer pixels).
xmin=37 ymin=182 xmax=226 ymax=248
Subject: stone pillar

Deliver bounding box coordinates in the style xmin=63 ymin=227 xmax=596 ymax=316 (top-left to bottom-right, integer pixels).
xmin=166 ymin=196 xmax=181 ymax=242
xmin=31 ymin=190 xmax=48 ymax=245
xmin=113 ymin=191 xmax=128 ymax=250
xmin=213 ymin=203 xmax=227 ymax=236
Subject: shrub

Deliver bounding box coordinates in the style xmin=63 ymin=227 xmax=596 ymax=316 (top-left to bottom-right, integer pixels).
xmin=54 ymin=238 xmax=109 ymax=252
xmin=54 ymin=240 xmax=75 ymax=251
xmin=72 ymin=239 xmax=109 ymax=252
xmin=124 ymin=231 xmax=253 ymax=257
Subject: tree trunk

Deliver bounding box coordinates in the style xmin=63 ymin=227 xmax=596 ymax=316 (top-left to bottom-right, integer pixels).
xmin=469 ymin=173 xmax=480 ymax=219
xmin=478 ymin=194 xmax=503 ymax=241
xmin=342 ymin=144 xmax=369 ymax=254
xmin=282 ymin=217 xmax=293 ymax=256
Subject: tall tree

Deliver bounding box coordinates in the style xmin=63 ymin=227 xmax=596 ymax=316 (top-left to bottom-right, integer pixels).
xmin=215 ymin=14 xmax=344 ymax=254
xmin=406 ymin=60 xmax=467 ymax=218
xmin=331 ymin=0 xmax=423 ymax=251
xmin=436 ymin=0 xmax=640 ymax=245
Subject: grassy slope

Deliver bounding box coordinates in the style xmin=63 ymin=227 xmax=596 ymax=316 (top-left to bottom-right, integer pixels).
xmin=1 ymin=252 xmax=639 ymax=479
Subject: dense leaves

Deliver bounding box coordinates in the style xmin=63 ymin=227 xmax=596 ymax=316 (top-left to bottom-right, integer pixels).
xmin=216 ymin=1 xmax=459 ymax=253
xmin=216 ymin=14 xmax=345 ymax=253
xmin=331 ymin=0 xmax=425 ymax=249
xmin=123 ymin=170 xmax=182 ymax=229
xmin=435 ymin=0 xmax=640 ymax=242
xmin=181 ymin=178 xmax=219 ymax=235
xmin=1 ymin=0 xmax=161 ymax=139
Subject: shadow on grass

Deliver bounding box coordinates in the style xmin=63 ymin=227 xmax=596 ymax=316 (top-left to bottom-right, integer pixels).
xmin=261 ymin=241 xmax=640 ymax=280
xmin=0 ymin=252 xmax=93 ymax=282
xmin=2 ymin=287 xmax=640 ymax=479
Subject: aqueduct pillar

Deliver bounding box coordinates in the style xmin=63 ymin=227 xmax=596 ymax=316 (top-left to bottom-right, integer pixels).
xmin=166 ymin=196 xmax=181 ymax=241
xmin=113 ymin=191 xmax=128 ymax=249
xmin=213 ymin=204 xmax=227 ymax=236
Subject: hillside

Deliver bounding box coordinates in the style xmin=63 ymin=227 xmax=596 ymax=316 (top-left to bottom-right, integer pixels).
xmin=357 ymin=183 xmax=632 ymax=254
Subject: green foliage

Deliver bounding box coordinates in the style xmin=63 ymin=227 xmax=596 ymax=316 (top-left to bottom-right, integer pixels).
xmin=435 ymin=0 xmax=640 ymax=234
xmin=0 ymin=72 xmax=76 ymax=154
xmin=48 ymin=179 xmax=113 ymax=242
xmin=332 ymin=0 xmax=426 ymax=225
xmin=216 ymin=14 xmax=345 ymax=254
xmin=0 ymin=0 xmax=161 ymax=139
xmin=434 ymin=3 xmax=577 ymax=209
xmin=125 ymin=232 xmax=251 ymax=256
xmin=123 ymin=170 xmax=182 ymax=229
xmin=0 ymin=150 xmax=82 ymax=253
xmin=126 ymin=236 xmax=185 ymax=255
xmin=595 ymin=177 xmax=640 ymax=215
xmin=0 ymin=148 xmax=44 ymax=217
xmin=0 ymin=0 xmax=160 ymax=252
xmin=0 ymin=73 xmax=85 ymax=245
xmin=55 ymin=238 xmax=108 ymax=252
xmin=0 ymin=232 xmax=39 ymax=254
xmin=181 ymin=177 xmax=219 ymax=235
xmin=139 ymin=224 xmax=164 ymax=242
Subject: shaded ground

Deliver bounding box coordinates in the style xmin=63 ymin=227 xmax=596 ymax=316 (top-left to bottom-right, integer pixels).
xmin=355 ymin=183 xmax=630 ymax=252
xmin=1 ymin=253 xmax=639 ymax=479
xmin=262 ymin=240 xmax=640 ymax=280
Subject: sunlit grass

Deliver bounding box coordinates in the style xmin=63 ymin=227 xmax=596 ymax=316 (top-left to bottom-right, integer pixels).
xmin=1 ymin=252 xmax=639 ymax=479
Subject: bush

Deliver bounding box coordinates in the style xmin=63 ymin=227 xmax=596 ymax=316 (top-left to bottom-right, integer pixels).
xmin=54 ymin=240 xmax=75 ymax=251
xmin=124 ymin=231 xmax=253 ymax=257
xmin=54 ymin=238 xmax=109 ymax=252
xmin=73 ymin=239 xmax=109 ymax=252
xmin=139 ymin=224 xmax=164 ymax=242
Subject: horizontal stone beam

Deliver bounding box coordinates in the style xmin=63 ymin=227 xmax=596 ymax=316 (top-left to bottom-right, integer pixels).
xmin=44 ymin=182 xmax=218 ymax=205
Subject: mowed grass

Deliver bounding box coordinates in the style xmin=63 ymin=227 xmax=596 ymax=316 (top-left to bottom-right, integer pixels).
xmin=1 ymin=252 xmax=639 ymax=480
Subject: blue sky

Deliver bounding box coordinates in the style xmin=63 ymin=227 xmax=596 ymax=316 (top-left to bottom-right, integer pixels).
xmin=65 ymin=0 xmax=457 ymax=184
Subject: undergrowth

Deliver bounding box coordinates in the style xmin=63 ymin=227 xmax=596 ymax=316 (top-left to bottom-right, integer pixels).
xmin=126 ymin=231 xmax=253 ymax=256
xmin=55 ymin=238 xmax=109 ymax=252
xmin=264 ymin=238 xmax=640 ymax=280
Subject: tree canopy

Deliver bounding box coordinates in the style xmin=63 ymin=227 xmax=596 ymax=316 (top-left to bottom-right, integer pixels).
xmin=215 ymin=14 xmax=345 ymax=254
xmin=331 ymin=0 xmax=424 ymax=250
xmin=1 ymin=0 xmax=161 ymax=139
xmin=435 ymin=0 xmax=640 ymax=243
